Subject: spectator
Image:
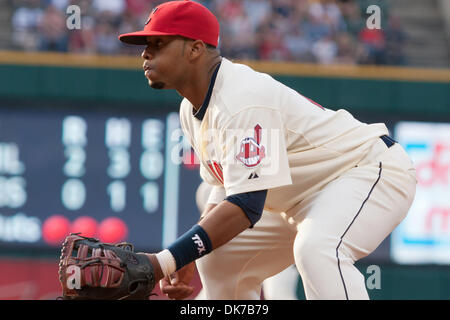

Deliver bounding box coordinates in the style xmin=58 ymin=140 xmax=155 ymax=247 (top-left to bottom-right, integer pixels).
xmin=126 ymin=0 xmax=153 ymax=17
xmin=68 ymin=16 xmax=97 ymax=54
xmin=272 ymin=0 xmax=294 ymax=19
xmin=302 ymin=8 xmax=333 ymax=43
xmin=284 ymin=27 xmax=313 ymax=62
xmin=384 ymin=16 xmax=407 ymax=65
xmin=214 ymin=0 xmax=244 ymax=23
xmin=358 ymin=27 xmax=386 ymax=64
xmin=258 ymin=27 xmax=290 ymax=61
xmin=11 ymin=0 xmax=43 ymax=51
xmin=309 ymin=0 xmax=344 ymax=32
xmin=71 ymin=0 xmax=96 ymax=17
xmin=227 ymin=10 xmax=258 ymax=59
xmin=92 ymin=0 xmax=126 ymax=16
xmin=96 ymin=19 xmax=121 ymax=54
xmin=38 ymin=5 xmax=68 ymax=52
xmin=118 ymin=10 xmax=144 ymax=55
xmin=311 ymin=34 xmax=338 ymax=64
xmin=337 ymin=0 xmax=364 ymax=37
xmin=242 ymin=0 xmax=272 ymax=31
xmin=334 ymin=32 xmax=357 ymax=64
xmin=44 ymin=0 xmax=69 ymax=11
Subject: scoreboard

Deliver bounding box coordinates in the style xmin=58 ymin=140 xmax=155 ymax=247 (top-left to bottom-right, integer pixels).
xmin=0 ymin=106 xmax=202 ymax=251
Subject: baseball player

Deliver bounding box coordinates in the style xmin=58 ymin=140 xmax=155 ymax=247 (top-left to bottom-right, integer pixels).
xmin=118 ymin=0 xmax=417 ymax=300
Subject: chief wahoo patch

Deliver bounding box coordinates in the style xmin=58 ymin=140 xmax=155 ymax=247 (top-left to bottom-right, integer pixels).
xmin=236 ymin=124 xmax=266 ymax=168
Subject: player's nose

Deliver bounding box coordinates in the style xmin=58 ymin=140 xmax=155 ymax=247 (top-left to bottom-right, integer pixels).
xmin=141 ymin=47 xmax=153 ymax=61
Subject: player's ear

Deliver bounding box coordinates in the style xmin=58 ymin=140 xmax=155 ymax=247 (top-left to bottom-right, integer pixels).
xmin=188 ymin=40 xmax=207 ymax=60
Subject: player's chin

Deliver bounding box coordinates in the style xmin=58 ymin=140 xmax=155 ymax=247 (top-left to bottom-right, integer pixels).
xmin=148 ymin=80 xmax=166 ymax=90
xmin=145 ymin=72 xmax=165 ymax=90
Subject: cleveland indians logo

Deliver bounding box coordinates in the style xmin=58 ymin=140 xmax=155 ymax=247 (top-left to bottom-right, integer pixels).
xmin=236 ymin=124 xmax=266 ymax=168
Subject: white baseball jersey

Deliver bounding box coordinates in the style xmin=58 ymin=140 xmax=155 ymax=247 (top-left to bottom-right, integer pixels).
xmin=179 ymin=57 xmax=389 ymax=217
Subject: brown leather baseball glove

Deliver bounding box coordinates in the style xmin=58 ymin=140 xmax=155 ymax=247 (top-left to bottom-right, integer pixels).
xmin=58 ymin=233 xmax=156 ymax=300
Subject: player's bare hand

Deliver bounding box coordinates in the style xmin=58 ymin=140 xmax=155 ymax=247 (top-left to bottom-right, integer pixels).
xmin=160 ymin=262 xmax=195 ymax=300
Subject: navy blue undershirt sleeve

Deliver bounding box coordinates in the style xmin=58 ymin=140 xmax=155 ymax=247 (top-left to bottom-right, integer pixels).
xmin=225 ymin=189 xmax=268 ymax=228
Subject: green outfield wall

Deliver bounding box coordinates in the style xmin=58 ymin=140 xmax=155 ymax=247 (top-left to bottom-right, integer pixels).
xmin=0 ymin=51 xmax=449 ymax=118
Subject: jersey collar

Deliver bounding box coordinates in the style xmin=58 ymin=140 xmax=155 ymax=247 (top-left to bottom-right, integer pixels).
xmin=193 ymin=60 xmax=222 ymax=121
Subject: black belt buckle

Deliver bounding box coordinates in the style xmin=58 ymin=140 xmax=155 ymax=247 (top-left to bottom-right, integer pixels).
xmin=380 ymin=135 xmax=396 ymax=148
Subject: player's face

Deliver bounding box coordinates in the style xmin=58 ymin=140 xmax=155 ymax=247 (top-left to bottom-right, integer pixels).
xmin=141 ymin=36 xmax=188 ymax=90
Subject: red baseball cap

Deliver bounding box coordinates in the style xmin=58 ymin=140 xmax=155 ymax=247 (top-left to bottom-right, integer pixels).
xmin=118 ymin=0 xmax=220 ymax=47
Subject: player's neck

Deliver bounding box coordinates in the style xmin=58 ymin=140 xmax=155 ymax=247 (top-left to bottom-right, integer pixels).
xmin=177 ymin=56 xmax=222 ymax=111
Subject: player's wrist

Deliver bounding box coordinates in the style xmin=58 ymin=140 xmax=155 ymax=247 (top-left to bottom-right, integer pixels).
xmin=145 ymin=253 xmax=164 ymax=282
xmin=155 ymin=249 xmax=177 ymax=277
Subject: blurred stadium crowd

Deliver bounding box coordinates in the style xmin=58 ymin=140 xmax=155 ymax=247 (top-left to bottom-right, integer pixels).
xmin=9 ymin=0 xmax=407 ymax=65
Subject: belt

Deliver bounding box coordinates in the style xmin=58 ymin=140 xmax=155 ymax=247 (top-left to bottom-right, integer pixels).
xmin=380 ymin=135 xmax=396 ymax=148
